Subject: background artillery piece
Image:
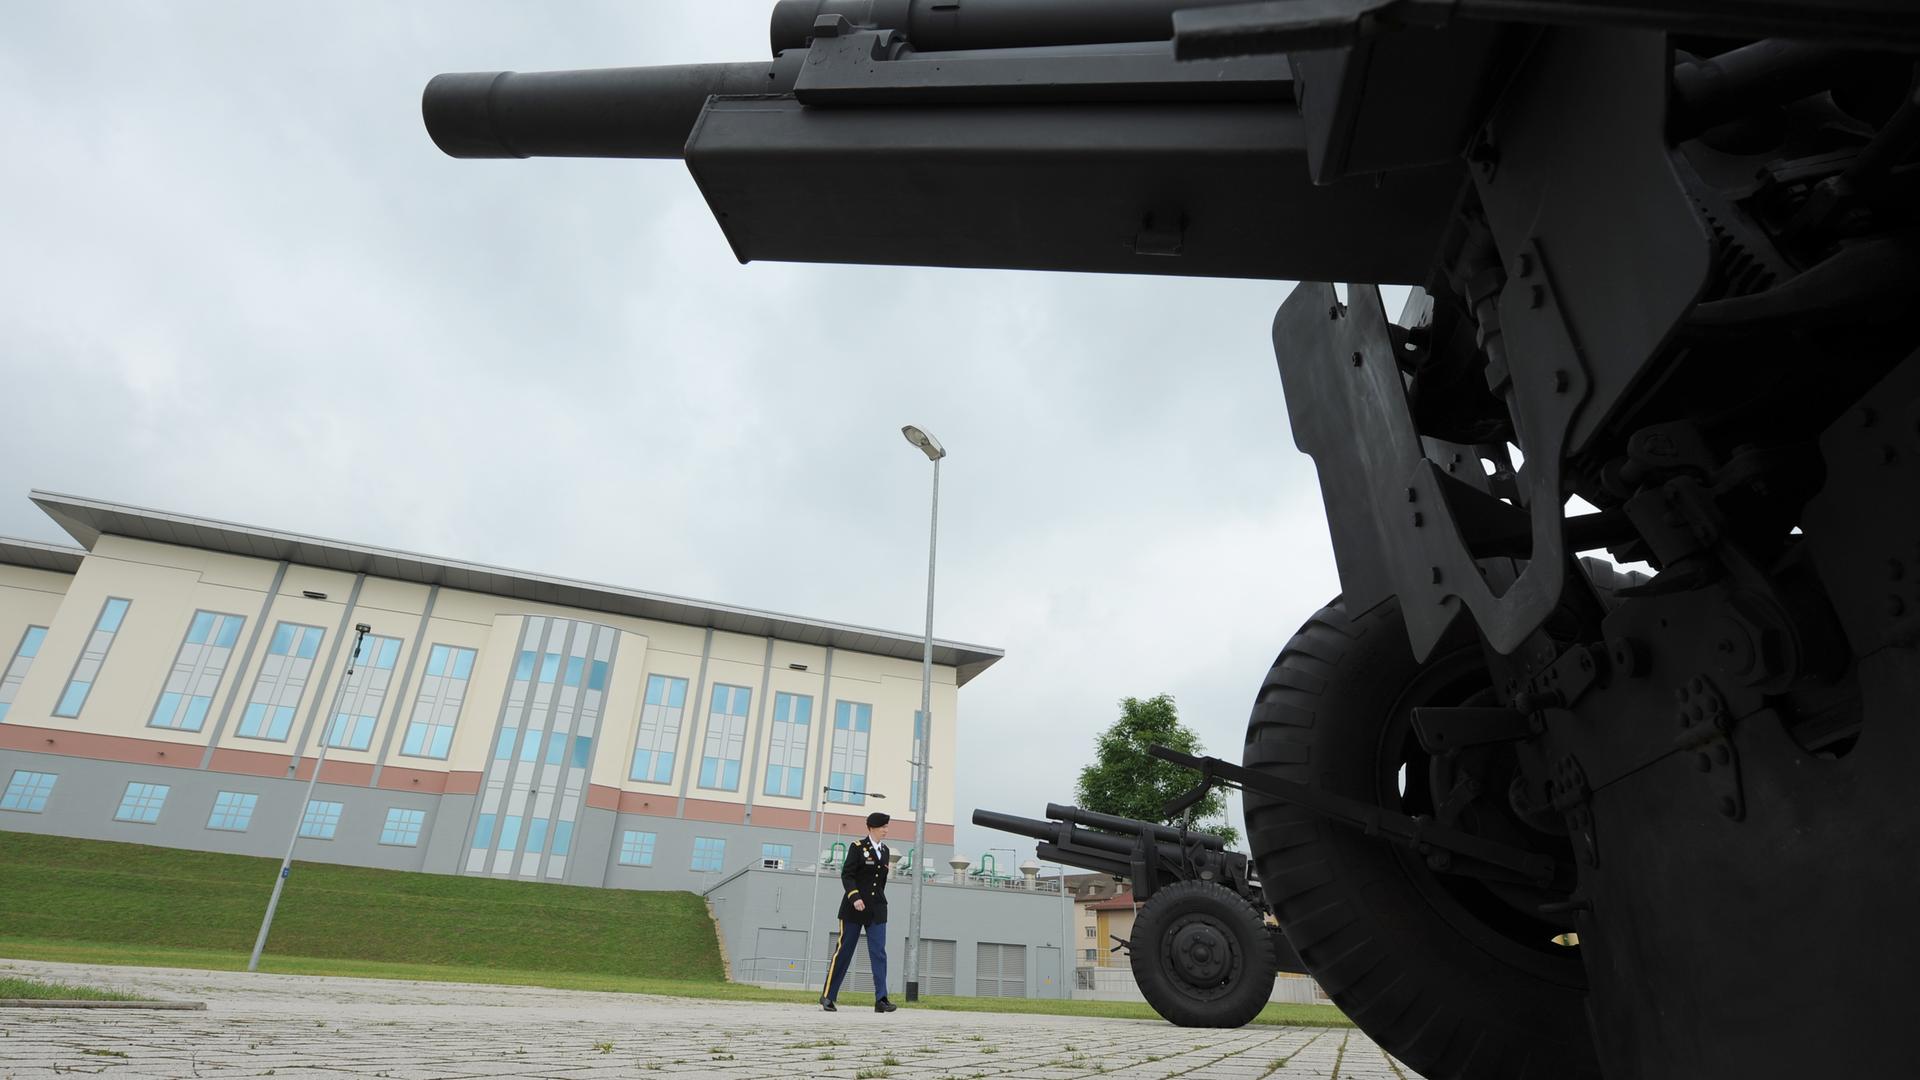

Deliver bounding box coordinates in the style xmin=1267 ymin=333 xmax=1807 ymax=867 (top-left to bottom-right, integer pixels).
xmin=426 ymin=2 xmax=1920 ymax=1075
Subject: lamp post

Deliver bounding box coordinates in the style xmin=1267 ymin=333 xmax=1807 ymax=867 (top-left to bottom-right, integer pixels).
xmin=900 ymin=423 xmax=944 ymax=1004
xmin=806 ymin=787 xmax=885 ymax=992
xmin=249 ymin=622 xmax=369 ymax=972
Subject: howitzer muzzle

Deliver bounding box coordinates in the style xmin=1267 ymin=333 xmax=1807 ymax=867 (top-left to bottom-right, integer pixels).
xmin=769 ymin=0 xmax=1250 ymax=55
xmin=423 ymin=55 xmax=802 ymax=160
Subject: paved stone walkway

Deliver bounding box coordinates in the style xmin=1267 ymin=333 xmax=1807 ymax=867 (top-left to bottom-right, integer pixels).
xmin=0 ymin=960 xmax=1411 ymax=1080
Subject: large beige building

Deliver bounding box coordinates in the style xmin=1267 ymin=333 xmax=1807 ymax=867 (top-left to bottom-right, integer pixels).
xmin=0 ymin=491 xmax=1000 ymax=890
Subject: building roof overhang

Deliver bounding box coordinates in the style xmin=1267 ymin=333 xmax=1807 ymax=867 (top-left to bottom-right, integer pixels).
xmin=0 ymin=535 xmax=86 ymax=575
xmin=28 ymin=490 xmax=1004 ymax=686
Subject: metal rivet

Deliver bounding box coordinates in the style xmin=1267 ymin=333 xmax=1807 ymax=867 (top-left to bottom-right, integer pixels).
xmin=1411 ymin=512 xmax=1423 ymax=527
xmin=1430 ymin=566 xmax=1442 ymax=584
xmin=1351 ymin=351 xmax=1364 ymax=367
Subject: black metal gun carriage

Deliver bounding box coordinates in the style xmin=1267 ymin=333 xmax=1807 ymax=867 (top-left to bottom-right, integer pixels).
xmin=424 ymin=3 xmax=1920 ymax=1075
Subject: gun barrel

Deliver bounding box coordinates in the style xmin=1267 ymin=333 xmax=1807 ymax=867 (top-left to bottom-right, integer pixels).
xmin=770 ymin=0 xmax=1251 ymax=55
xmin=970 ymin=808 xmax=1061 ymax=843
xmin=1045 ymin=803 xmax=1226 ymax=850
xmin=423 ymin=56 xmax=801 ymax=160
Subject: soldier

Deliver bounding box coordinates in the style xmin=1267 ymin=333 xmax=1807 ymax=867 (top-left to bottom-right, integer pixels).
xmin=821 ymin=811 xmax=896 ymax=1013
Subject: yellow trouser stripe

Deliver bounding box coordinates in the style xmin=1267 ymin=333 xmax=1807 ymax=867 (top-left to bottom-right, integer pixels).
xmin=823 ymin=919 xmax=853 ymax=997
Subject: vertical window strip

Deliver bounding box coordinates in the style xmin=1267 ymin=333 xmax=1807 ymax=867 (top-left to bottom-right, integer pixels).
xmin=630 ymin=674 xmax=688 ymax=784
xmin=238 ymin=622 xmax=326 ymax=741
xmin=698 ymin=683 xmax=751 ymax=790
xmin=325 ymin=633 xmax=403 ymax=751
xmin=149 ymin=611 xmax=247 ymax=732
xmin=0 ymin=770 xmax=57 ymax=812
xmin=401 ymin=644 xmax=475 ymax=759
xmin=0 ymin=625 xmax=48 ymax=722
xmin=53 ymin=598 xmax=131 ymax=718
xmin=763 ymin=692 xmax=812 ymax=797
xmin=826 ymin=700 xmax=872 ymax=804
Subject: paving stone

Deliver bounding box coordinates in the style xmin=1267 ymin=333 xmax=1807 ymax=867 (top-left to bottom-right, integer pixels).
xmin=0 ymin=959 xmax=1397 ymax=1080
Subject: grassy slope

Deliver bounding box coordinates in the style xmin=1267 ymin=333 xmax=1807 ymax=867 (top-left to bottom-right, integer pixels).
xmin=0 ymin=831 xmax=722 ymax=980
xmin=0 ymin=831 xmax=1351 ymax=1028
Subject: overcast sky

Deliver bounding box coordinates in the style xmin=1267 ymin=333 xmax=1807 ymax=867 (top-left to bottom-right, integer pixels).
xmin=1 ymin=2 xmax=1414 ymax=861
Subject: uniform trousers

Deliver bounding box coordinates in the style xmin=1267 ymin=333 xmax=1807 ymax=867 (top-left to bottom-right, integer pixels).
xmin=823 ymin=918 xmax=888 ymax=1001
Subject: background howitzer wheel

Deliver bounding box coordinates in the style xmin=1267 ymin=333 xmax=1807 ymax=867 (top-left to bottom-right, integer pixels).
xmin=1127 ymin=880 xmax=1277 ymax=1029
xmin=1244 ymin=597 xmax=1599 ymax=1080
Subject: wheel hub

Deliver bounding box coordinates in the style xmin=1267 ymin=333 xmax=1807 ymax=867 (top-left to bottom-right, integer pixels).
xmin=1168 ymin=917 xmax=1235 ymax=985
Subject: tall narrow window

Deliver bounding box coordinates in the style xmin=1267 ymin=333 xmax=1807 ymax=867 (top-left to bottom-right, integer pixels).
xmin=300 ymin=799 xmax=343 ymax=839
xmin=324 ymin=634 xmax=402 ymax=751
xmin=698 ymin=683 xmax=751 ymax=790
xmin=826 ymin=701 xmax=872 ymax=804
xmin=149 ymin=611 xmax=246 ymax=732
xmin=238 ymin=622 xmax=325 ymax=741
xmin=207 ymin=791 xmax=258 ymax=831
xmin=114 ymin=782 xmax=170 ymax=824
xmin=0 ymin=626 xmax=48 ymax=723
xmin=763 ymin=692 xmax=812 ymax=798
xmin=629 ymin=674 xmax=688 ymax=784
xmin=0 ymin=770 xmax=57 ymax=813
xmin=53 ymin=598 xmax=131 ymax=717
xmin=691 ymin=836 xmax=726 ymax=872
xmin=400 ymin=644 xmax=476 ymax=759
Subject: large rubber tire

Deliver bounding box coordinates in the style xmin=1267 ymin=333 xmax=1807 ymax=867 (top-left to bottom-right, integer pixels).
xmin=1129 ymin=880 xmax=1278 ymax=1028
xmin=1244 ymin=597 xmax=1600 ymax=1080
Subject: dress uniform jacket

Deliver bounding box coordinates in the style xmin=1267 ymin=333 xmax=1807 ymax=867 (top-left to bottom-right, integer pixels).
xmin=837 ymin=836 xmax=890 ymax=924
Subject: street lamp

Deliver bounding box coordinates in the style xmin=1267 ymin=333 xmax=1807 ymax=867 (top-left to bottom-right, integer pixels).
xmin=806 ymin=787 xmax=886 ymax=992
xmin=249 ymin=623 xmax=370 ymax=972
xmin=900 ymin=423 xmax=944 ymax=1004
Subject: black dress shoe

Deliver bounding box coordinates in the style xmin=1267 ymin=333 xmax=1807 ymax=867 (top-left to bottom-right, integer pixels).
xmin=820 ymin=996 xmax=836 ymax=1012
xmin=874 ymin=999 xmax=898 ymax=1013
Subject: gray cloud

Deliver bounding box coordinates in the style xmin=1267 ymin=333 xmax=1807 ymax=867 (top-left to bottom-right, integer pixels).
xmin=2 ymin=2 xmax=1415 ymax=861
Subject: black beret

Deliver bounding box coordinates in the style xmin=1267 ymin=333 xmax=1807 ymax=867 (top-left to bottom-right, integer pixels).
xmin=866 ymin=811 xmax=891 ymax=829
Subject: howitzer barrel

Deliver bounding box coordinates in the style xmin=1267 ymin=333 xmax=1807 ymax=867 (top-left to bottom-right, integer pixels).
xmin=1045 ymin=803 xmax=1226 ymax=850
xmin=424 ymin=56 xmax=801 ymax=160
xmin=769 ymin=0 xmax=1250 ymax=55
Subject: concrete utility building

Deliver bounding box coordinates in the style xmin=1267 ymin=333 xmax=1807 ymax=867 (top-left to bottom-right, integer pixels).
xmin=0 ymin=491 xmax=1001 ymax=893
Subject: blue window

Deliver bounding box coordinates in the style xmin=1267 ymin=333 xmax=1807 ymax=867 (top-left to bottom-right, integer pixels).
xmin=826 ymin=701 xmax=872 ymax=804
xmin=54 ymin=597 xmax=132 ymax=718
xmin=114 ymin=782 xmax=170 ymax=824
xmin=326 ymin=712 xmax=377 ymax=752
xmin=691 ymin=836 xmax=726 ymax=872
xmin=571 ymin=735 xmax=594 ymax=769
xmin=519 ymin=728 xmax=542 ymax=762
xmin=499 ymin=815 xmax=523 ymax=850
xmin=380 ymin=807 xmax=426 ymax=846
xmin=762 ymin=843 xmax=794 ymax=865
xmin=0 ymin=770 xmax=56 ymax=813
xmin=474 ymin=813 xmax=497 ymax=848
xmin=240 ymin=621 xmax=325 ymax=741
xmin=0 ymin=625 xmax=50 ymax=723
xmin=495 ymin=728 xmax=518 ymax=760
xmin=552 ymin=820 xmax=574 ymax=857
xmin=300 ymin=799 xmax=343 ymax=840
xmin=401 ymin=644 xmax=476 ymax=760
xmin=699 ymin=684 xmax=751 ymax=791
xmin=763 ymin=692 xmax=812 ymax=798
xmin=207 ymin=791 xmax=258 ymax=831
xmin=619 ymin=830 xmax=656 ymax=867
xmin=525 ymin=818 xmax=549 ymax=854
xmin=630 ymin=674 xmax=688 ymax=784
xmin=545 ymin=730 xmax=567 ymax=766
xmin=326 ymin=633 xmax=402 ymax=751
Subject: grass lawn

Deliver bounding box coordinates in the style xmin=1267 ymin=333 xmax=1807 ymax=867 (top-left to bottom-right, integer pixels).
xmin=0 ymin=974 xmax=141 ymax=1001
xmin=0 ymin=832 xmax=1352 ymax=1028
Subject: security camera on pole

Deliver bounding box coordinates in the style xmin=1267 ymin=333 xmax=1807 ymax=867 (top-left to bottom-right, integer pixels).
xmin=900 ymin=423 xmax=944 ymax=1003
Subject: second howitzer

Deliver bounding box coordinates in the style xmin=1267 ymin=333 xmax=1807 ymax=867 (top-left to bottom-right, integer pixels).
xmin=426 ymin=2 xmax=1920 ymax=1076
xmin=974 ymin=803 xmax=1303 ymax=1028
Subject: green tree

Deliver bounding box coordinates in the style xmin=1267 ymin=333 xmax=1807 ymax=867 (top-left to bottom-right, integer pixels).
xmin=1074 ymin=693 xmax=1238 ymax=847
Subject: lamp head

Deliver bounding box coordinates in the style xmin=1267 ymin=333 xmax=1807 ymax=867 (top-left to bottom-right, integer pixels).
xmin=901 ymin=425 xmax=946 ymax=461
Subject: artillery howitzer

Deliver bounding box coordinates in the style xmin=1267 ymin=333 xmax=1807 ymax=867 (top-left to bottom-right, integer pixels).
xmin=426 ymin=2 xmax=1920 ymax=1076
xmin=973 ymin=802 xmax=1306 ymax=1026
